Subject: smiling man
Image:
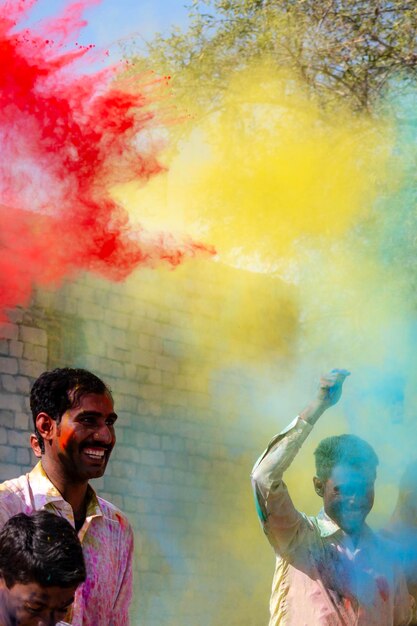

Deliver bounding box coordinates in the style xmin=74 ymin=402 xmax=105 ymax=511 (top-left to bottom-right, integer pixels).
xmin=0 ymin=368 xmax=133 ymax=626
xmin=251 ymin=370 xmax=413 ymax=626
xmin=0 ymin=510 xmax=85 ymax=626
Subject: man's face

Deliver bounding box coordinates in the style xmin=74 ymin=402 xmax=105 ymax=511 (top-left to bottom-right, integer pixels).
xmin=319 ymin=464 xmax=375 ymax=534
xmin=47 ymin=392 xmax=117 ymax=482
xmin=0 ymin=580 xmax=77 ymax=625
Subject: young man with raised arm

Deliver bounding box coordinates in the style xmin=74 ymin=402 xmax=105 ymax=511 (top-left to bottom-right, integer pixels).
xmin=251 ymin=369 xmax=413 ymax=626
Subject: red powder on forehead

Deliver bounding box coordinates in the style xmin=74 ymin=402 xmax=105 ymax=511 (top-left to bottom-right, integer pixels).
xmin=0 ymin=0 xmax=214 ymax=323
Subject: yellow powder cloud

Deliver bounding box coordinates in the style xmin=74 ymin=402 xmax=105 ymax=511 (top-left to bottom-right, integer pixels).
xmin=113 ymin=64 xmax=393 ymax=271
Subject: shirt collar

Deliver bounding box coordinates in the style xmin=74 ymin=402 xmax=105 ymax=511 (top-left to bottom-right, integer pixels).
xmin=316 ymin=508 xmax=341 ymax=537
xmin=29 ymin=461 xmax=102 ymax=519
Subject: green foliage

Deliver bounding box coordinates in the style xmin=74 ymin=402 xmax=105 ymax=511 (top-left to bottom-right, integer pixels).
xmin=129 ymin=0 xmax=417 ymax=113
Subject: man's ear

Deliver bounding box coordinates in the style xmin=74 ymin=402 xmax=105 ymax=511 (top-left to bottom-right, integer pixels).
xmin=35 ymin=413 xmax=56 ymax=448
xmin=313 ymin=476 xmax=324 ymax=498
xmin=30 ymin=433 xmax=42 ymax=458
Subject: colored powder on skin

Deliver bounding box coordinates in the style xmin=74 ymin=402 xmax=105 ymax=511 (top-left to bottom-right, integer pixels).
xmin=57 ymin=427 xmax=73 ymax=450
xmin=0 ymin=0 xmax=214 ymax=323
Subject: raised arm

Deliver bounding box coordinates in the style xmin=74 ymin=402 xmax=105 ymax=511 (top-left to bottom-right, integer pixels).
xmin=251 ymin=369 xmax=349 ymax=553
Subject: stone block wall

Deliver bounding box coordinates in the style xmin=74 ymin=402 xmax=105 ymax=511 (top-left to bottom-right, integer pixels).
xmin=0 ymin=311 xmax=47 ymax=479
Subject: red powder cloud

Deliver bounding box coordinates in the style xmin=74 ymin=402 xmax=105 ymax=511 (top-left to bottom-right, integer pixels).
xmin=0 ymin=0 xmax=213 ymax=322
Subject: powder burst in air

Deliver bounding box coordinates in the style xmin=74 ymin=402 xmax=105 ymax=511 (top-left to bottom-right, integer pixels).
xmin=0 ymin=0 xmax=213 ymax=322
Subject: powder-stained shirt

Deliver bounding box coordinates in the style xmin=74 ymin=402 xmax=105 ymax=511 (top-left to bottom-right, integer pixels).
xmin=0 ymin=462 xmax=133 ymax=626
xmin=251 ymin=417 xmax=413 ymax=626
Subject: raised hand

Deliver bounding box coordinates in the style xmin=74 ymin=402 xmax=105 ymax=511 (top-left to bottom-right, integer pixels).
xmin=317 ymin=369 xmax=351 ymax=409
xmin=300 ymin=368 xmax=350 ymax=425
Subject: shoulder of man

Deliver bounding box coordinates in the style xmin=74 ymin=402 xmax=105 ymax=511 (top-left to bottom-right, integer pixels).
xmin=96 ymin=494 xmax=133 ymax=534
xmin=373 ymin=528 xmax=408 ymax=566
xmin=0 ymin=472 xmax=32 ymax=525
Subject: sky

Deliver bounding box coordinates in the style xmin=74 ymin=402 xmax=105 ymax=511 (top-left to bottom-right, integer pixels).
xmin=22 ymin=0 xmax=190 ymax=56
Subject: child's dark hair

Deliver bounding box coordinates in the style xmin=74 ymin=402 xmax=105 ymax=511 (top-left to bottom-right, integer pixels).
xmin=0 ymin=510 xmax=86 ymax=589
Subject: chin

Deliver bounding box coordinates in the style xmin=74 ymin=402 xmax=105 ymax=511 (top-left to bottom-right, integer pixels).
xmin=87 ymin=465 xmax=107 ymax=479
xmin=341 ymin=515 xmax=367 ymax=533
xmin=343 ymin=522 xmax=363 ymax=534
xmin=76 ymin=465 xmax=106 ymax=482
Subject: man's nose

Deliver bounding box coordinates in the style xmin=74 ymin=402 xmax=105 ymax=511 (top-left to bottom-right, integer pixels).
xmin=94 ymin=423 xmax=113 ymax=444
xmin=347 ymin=491 xmax=364 ymax=505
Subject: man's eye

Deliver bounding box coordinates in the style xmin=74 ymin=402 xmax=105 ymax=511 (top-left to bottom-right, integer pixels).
xmin=80 ymin=417 xmax=95 ymax=424
xmin=105 ymin=418 xmax=116 ymax=426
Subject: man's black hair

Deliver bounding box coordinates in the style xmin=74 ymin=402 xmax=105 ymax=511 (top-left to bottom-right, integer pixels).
xmin=30 ymin=367 xmax=112 ymax=452
xmin=314 ymin=434 xmax=379 ymax=482
xmin=0 ymin=511 xmax=86 ymax=589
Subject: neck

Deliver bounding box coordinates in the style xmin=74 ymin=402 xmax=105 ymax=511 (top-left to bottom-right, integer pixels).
xmin=346 ymin=528 xmax=363 ymax=548
xmin=40 ymin=457 xmax=88 ymax=519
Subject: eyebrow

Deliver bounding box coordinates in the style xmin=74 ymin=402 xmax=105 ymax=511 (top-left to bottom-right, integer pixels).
xmin=27 ymin=592 xmax=47 ymax=602
xmin=75 ymin=410 xmax=118 ymax=420
xmin=24 ymin=597 xmax=47 ymax=610
xmin=24 ymin=601 xmax=47 ymax=611
xmin=25 ymin=594 xmax=75 ymax=608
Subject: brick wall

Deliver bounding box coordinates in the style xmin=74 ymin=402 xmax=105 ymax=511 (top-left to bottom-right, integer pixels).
xmin=0 ymin=262 xmax=297 ymax=625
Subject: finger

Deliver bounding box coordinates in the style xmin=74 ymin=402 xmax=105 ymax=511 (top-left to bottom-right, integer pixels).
xmin=320 ymin=370 xmax=350 ymax=385
xmin=319 ymin=370 xmax=350 ymax=391
xmin=330 ymin=368 xmax=351 ymax=378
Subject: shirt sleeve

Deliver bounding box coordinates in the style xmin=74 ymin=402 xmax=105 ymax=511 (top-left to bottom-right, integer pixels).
xmin=109 ymin=522 xmax=134 ymax=626
xmin=251 ymin=416 xmax=313 ymax=554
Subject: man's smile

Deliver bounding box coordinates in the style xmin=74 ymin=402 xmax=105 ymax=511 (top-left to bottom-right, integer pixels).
xmin=83 ymin=447 xmax=106 ymax=459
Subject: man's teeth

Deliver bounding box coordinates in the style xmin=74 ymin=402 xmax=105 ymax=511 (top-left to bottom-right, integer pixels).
xmin=84 ymin=448 xmax=105 ymax=457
